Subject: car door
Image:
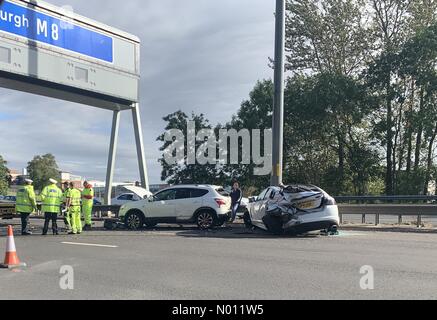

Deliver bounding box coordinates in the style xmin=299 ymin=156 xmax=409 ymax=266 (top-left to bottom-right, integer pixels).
xmin=146 ymin=189 xmax=177 ymax=218
xmin=173 ymin=188 xmax=199 ymax=220
xmin=258 ymin=188 xmax=274 ymax=220
xmin=251 ymin=188 xmax=269 ymax=224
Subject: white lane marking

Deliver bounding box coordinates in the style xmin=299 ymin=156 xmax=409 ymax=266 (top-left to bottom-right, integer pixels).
xmin=61 ymin=242 xmax=118 ymax=248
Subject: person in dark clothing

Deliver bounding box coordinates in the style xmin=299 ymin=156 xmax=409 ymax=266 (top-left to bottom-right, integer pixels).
xmin=229 ymin=181 xmax=243 ymax=223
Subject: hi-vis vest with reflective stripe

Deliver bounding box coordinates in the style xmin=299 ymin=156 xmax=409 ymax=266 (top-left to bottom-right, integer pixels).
xmin=40 ymin=184 xmax=63 ymax=213
xmin=69 ymin=189 xmax=81 ymax=207
xmin=15 ymin=185 xmax=36 ymax=214
xmin=63 ymin=188 xmax=71 ymax=203
xmin=82 ymin=188 xmax=94 ymax=206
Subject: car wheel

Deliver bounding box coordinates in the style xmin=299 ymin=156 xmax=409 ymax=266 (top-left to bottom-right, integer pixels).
xmin=243 ymin=211 xmax=252 ymax=229
xmin=196 ymin=211 xmax=216 ymax=230
xmin=125 ymin=211 xmax=144 ymax=230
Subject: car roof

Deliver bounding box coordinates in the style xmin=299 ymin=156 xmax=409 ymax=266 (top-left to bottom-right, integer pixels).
xmin=164 ymin=185 xmax=218 ymax=189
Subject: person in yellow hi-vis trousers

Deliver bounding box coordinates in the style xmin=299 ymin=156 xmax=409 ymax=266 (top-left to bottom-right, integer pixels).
xmin=81 ymin=181 xmax=94 ymax=231
xmin=40 ymin=178 xmax=63 ymax=236
xmin=62 ymin=181 xmax=72 ymax=232
xmin=16 ymin=179 xmax=37 ymax=236
xmin=66 ymin=182 xmax=82 ymax=235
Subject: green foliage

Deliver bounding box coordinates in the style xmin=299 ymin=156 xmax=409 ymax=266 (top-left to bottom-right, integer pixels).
xmin=0 ymin=156 xmax=10 ymax=196
xmin=157 ymin=111 xmax=222 ymax=185
xmin=156 ymin=1 xmax=437 ymax=196
xmin=27 ymin=154 xmax=60 ymax=191
xmin=222 ymin=80 xmax=274 ymax=191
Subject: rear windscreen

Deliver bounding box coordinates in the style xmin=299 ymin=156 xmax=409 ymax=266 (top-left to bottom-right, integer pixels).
xmin=216 ymin=188 xmax=230 ymax=197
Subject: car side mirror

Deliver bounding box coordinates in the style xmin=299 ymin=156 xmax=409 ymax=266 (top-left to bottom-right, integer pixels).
xmin=248 ymin=197 xmax=256 ymax=204
xmin=147 ymin=196 xmax=154 ymax=202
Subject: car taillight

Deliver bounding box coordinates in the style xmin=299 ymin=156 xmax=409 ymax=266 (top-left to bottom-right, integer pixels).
xmin=323 ymin=195 xmax=337 ymax=206
xmin=215 ymin=198 xmax=227 ymax=208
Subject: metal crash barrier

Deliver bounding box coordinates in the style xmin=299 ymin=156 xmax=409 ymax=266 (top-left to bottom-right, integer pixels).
xmin=0 ymin=203 xmax=15 ymax=219
xmin=0 ymin=204 xmax=121 ymax=221
xmin=4 ymin=196 xmax=437 ymax=228
xmin=92 ymin=205 xmax=121 ymax=219
xmin=337 ymin=196 xmax=437 ymax=227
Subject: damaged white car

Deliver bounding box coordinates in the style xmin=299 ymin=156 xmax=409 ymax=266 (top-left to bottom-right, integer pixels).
xmin=243 ymin=185 xmax=340 ymax=235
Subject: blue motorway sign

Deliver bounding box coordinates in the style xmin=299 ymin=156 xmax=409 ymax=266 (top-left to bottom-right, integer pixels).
xmin=0 ymin=0 xmax=113 ymax=63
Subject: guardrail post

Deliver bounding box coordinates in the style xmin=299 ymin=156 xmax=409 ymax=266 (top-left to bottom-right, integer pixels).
xmin=362 ymin=214 xmax=366 ymax=224
xmin=417 ymin=215 xmax=422 ymax=228
xmin=375 ymin=214 xmax=380 ymax=226
xmin=339 ymin=213 xmax=343 ymax=225
xmin=398 ymin=215 xmax=403 ymax=225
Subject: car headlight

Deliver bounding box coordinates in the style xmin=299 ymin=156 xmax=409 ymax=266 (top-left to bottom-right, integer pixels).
xmin=119 ymin=205 xmax=127 ymax=216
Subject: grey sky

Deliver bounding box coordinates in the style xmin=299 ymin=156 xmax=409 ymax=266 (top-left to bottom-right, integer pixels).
xmin=0 ymin=0 xmax=275 ymax=183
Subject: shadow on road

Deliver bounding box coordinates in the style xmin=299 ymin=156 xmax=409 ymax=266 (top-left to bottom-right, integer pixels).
xmin=173 ymin=226 xmax=324 ymax=240
xmin=0 ymin=219 xmax=328 ymax=240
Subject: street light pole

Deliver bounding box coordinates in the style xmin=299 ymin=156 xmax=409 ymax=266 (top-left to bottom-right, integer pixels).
xmin=271 ymin=0 xmax=286 ymax=186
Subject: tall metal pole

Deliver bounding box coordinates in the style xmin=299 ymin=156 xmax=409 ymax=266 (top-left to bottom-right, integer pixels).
xmin=132 ymin=103 xmax=150 ymax=191
xmin=271 ymin=0 xmax=286 ymax=186
xmin=104 ymin=110 xmax=120 ymax=205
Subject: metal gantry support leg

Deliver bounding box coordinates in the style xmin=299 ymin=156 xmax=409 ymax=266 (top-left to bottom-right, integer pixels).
xmin=271 ymin=0 xmax=286 ymax=186
xmin=104 ymin=110 xmax=121 ymax=205
xmin=132 ymin=103 xmax=149 ymax=191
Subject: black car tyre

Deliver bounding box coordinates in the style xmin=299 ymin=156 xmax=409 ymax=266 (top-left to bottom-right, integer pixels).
xmin=243 ymin=211 xmax=253 ymax=229
xmin=125 ymin=210 xmax=145 ymax=230
xmin=196 ymin=211 xmax=217 ymax=230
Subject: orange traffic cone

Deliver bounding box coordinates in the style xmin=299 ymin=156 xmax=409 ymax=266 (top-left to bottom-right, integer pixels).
xmin=1 ymin=226 xmax=26 ymax=269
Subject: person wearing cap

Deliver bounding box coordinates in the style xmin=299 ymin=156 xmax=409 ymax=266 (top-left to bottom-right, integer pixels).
xmin=62 ymin=181 xmax=72 ymax=232
xmin=66 ymin=182 xmax=82 ymax=235
xmin=15 ymin=179 xmax=37 ymax=236
xmin=81 ymin=181 xmax=94 ymax=231
xmin=40 ymin=178 xmax=63 ymax=236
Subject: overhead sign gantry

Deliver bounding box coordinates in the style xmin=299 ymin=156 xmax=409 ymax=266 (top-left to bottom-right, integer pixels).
xmin=0 ymin=0 xmax=149 ymax=204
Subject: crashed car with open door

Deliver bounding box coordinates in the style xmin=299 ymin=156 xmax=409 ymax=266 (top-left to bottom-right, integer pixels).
xmin=243 ymin=185 xmax=339 ymax=235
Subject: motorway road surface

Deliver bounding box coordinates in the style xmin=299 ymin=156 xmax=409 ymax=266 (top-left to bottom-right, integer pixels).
xmin=0 ymin=219 xmax=436 ymax=300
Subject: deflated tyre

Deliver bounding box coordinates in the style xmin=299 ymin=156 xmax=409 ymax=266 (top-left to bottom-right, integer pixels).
xmin=262 ymin=214 xmax=284 ymax=235
xmin=243 ymin=211 xmax=253 ymax=229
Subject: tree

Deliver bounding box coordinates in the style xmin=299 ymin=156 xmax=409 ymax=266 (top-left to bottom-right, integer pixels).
xmin=0 ymin=156 xmax=10 ymax=196
xmin=221 ymin=80 xmax=274 ymax=191
xmin=157 ymin=111 xmax=221 ymax=185
xmin=397 ymin=23 xmax=437 ymax=193
xmin=286 ymin=0 xmax=372 ymax=76
xmin=283 ymin=73 xmax=377 ymax=195
xmin=27 ymin=154 xmax=60 ymax=191
xmin=366 ymin=0 xmax=412 ymax=194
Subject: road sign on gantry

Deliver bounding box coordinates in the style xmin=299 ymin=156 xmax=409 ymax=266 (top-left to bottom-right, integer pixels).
xmin=0 ymin=0 xmax=140 ymax=110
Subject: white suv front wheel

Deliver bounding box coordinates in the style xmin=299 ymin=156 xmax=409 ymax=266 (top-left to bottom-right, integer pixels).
xmin=125 ymin=210 xmax=144 ymax=230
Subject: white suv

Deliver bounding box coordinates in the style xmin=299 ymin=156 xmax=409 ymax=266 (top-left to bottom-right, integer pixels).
xmin=118 ymin=185 xmax=232 ymax=230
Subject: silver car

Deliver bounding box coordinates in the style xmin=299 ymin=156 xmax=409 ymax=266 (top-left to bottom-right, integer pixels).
xmin=243 ymin=185 xmax=339 ymax=235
